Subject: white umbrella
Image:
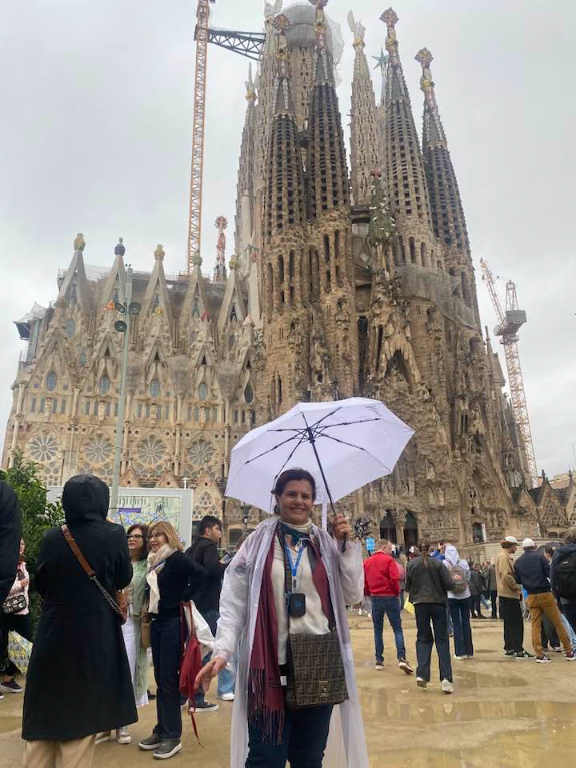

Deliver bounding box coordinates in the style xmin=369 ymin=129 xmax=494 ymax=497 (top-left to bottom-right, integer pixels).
xmin=226 ymin=397 xmax=414 ymax=523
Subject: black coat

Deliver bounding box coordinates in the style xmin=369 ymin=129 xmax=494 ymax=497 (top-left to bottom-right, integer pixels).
xmin=468 ymin=570 xmax=484 ymax=596
xmin=0 ymin=481 xmax=21 ymax=605
xmin=22 ymin=475 xmax=137 ymax=741
xmin=184 ymin=536 xmax=226 ymax=614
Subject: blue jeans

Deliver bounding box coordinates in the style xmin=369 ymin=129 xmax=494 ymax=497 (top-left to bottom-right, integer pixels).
xmin=245 ymin=702 xmax=333 ymax=767
xmin=414 ymin=603 xmax=453 ymax=683
xmin=449 ymin=597 xmax=474 ymax=657
xmin=151 ymin=616 xmax=182 ymax=740
xmin=371 ymin=596 xmax=406 ymax=663
xmin=194 ymin=609 xmax=236 ymax=703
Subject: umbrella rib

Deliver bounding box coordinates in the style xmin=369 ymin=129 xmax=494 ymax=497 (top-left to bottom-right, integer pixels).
xmin=317 ymin=432 xmax=392 ymax=473
xmin=312 ymin=416 xmax=383 ymax=435
xmin=244 ymin=432 xmax=305 ymax=465
xmin=270 ymin=431 xmax=311 ymax=495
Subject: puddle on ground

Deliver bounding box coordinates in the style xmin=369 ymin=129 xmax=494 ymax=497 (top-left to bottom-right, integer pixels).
xmin=453 ymin=668 xmax=528 ymax=688
xmin=373 ymin=724 xmax=576 ymax=768
xmin=360 ymin=690 xmax=576 ymax=725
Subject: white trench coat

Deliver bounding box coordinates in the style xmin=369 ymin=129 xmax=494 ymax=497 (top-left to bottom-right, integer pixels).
xmin=213 ymin=516 xmax=369 ymax=768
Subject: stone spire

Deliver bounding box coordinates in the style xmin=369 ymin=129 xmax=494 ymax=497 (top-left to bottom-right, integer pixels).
xmin=308 ymin=0 xmax=350 ymax=219
xmin=213 ymin=216 xmax=228 ymax=282
xmin=381 ymin=9 xmax=432 ymax=229
xmin=234 ymin=64 xmax=257 ymax=274
xmin=416 ymin=48 xmax=470 ymax=256
xmin=348 ymin=11 xmax=383 ymax=205
xmin=263 ymin=14 xmax=307 ymax=244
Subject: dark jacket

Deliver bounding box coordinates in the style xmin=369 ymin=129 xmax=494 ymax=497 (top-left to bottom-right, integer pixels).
xmin=551 ymin=542 xmax=576 ymax=604
xmin=513 ymin=549 xmax=551 ymax=595
xmin=157 ymin=550 xmax=205 ymax=618
xmin=468 ymin=569 xmax=484 ymax=596
xmin=363 ymin=551 xmax=400 ymax=597
xmin=488 ymin=564 xmax=498 ymax=592
xmin=185 ymin=536 xmax=226 ymax=614
xmin=406 ymin=555 xmax=454 ymax=605
xmin=22 ymin=475 xmax=137 ymax=741
xmin=0 ymin=481 xmax=22 ymax=606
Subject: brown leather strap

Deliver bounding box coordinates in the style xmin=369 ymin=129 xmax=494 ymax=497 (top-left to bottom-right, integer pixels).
xmin=61 ymin=524 xmax=96 ymax=578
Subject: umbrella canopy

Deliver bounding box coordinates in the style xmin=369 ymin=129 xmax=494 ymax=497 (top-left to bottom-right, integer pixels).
xmin=226 ymin=397 xmax=414 ymax=514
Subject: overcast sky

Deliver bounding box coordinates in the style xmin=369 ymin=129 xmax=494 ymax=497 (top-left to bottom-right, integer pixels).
xmin=1 ymin=0 xmax=574 ymax=478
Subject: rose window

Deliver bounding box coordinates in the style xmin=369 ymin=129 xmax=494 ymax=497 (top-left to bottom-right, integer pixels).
xmin=137 ymin=436 xmax=166 ymax=465
xmin=29 ymin=434 xmax=59 ymax=462
xmin=188 ymin=439 xmax=215 ymax=466
xmin=85 ymin=436 xmax=113 ymax=464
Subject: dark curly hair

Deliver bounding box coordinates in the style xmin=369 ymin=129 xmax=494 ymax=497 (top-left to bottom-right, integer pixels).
xmin=127 ymin=523 xmax=150 ymax=560
xmin=272 ymin=468 xmax=317 ymax=505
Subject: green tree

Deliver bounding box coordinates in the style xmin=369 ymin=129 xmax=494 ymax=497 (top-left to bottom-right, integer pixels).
xmin=1 ymin=451 xmax=63 ymax=627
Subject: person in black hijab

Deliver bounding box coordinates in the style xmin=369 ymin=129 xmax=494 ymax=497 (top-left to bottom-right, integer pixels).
xmin=22 ymin=475 xmax=137 ymax=768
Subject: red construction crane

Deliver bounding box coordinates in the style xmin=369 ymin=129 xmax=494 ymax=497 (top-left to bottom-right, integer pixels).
xmin=480 ymin=258 xmax=538 ymax=488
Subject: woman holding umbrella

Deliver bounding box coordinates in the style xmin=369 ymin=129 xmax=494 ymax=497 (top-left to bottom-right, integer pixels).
xmin=195 ymin=468 xmax=368 ymax=768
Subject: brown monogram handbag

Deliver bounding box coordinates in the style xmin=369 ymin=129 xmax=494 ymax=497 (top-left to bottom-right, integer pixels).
xmin=279 ymin=527 xmax=348 ymax=709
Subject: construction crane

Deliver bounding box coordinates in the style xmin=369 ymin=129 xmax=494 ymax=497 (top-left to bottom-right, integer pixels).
xmin=187 ymin=1 xmax=265 ymax=274
xmin=480 ymin=259 xmax=538 ymax=488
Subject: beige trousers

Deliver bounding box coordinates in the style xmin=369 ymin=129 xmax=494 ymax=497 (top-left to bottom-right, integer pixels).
xmin=22 ymin=735 xmax=96 ymax=768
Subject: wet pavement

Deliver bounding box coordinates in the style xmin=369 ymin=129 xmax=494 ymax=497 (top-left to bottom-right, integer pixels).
xmin=1 ymin=612 xmax=575 ymax=767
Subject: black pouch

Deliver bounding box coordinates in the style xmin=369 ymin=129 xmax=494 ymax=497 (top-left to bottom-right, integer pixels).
xmin=288 ymin=592 xmax=306 ymax=617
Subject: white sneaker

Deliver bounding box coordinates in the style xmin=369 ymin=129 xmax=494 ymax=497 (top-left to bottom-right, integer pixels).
xmin=416 ymin=677 xmax=428 ymax=689
xmin=218 ymin=692 xmax=235 ymax=701
xmin=454 ymin=655 xmax=466 ymax=660
xmin=95 ymin=732 xmax=112 ymax=746
xmin=441 ymin=679 xmax=454 ymax=694
xmin=116 ymin=728 xmax=132 ymax=745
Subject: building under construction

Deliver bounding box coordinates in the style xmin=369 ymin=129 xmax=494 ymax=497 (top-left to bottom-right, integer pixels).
xmin=3 ymin=2 xmax=575 ymax=545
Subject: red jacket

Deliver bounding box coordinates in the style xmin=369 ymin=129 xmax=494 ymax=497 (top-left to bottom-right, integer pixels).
xmin=363 ymin=551 xmax=401 ymax=597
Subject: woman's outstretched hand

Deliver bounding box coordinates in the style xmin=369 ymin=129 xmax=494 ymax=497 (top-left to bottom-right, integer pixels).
xmin=331 ymin=512 xmax=351 ymax=541
xmin=194 ymin=656 xmax=228 ymax=693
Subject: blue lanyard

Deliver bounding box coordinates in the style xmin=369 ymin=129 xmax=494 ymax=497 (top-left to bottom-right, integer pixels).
xmin=285 ymin=542 xmax=306 ymax=592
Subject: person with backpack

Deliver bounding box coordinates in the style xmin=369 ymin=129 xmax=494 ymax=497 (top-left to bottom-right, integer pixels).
xmin=495 ymin=537 xmax=533 ymax=659
xmin=513 ymin=538 xmax=574 ymax=663
xmin=406 ymin=540 xmax=455 ymax=693
xmin=551 ymin=528 xmax=576 ymax=635
xmin=443 ymin=545 xmax=474 ymax=659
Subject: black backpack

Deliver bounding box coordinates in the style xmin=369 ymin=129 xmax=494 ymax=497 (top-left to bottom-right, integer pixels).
xmin=554 ymin=550 xmax=576 ymax=600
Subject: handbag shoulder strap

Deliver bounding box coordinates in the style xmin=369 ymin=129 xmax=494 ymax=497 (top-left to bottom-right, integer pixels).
xmin=60 ymin=524 xmax=123 ymax=618
xmin=61 ymin=524 xmax=95 ymax=578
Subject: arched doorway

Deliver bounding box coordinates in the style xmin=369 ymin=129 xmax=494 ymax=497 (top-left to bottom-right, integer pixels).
xmin=472 ymin=522 xmax=484 ymax=543
xmin=403 ymin=512 xmax=419 ymax=548
xmin=380 ymin=510 xmax=397 ymax=544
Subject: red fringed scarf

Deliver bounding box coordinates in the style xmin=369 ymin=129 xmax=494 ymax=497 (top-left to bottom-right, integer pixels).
xmin=247 ymin=525 xmax=333 ymax=744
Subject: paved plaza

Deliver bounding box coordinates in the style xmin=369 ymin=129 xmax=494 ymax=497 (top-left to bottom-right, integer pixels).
xmin=1 ymin=612 xmax=575 ymax=767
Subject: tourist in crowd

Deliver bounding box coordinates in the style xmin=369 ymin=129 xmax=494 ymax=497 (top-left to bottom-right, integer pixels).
xmin=0 ymin=481 xmax=21 ymax=607
xmin=22 ymin=474 xmax=136 ymax=768
xmin=185 ymin=514 xmax=233 ymax=707
xmin=138 ymin=521 xmax=206 ymax=760
xmin=363 ymin=539 xmax=413 ymax=674
xmin=468 ymin=563 xmax=486 ymax=619
xmin=444 ymin=545 xmax=474 ymax=659
xmin=97 ymin=523 xmax=150 ymax=746
xmin=0 ymin=539 xmax=32 ymax=695
xmin=397 ymin=550 xmax=408 ymax=610
xmin=540 ymin=545 xmax=561 ymax=652
xmin=488 ymin=557 xmax=499 ymax=619
xmin=195 ymin=468 xmax=368 ymax=767
xmin=551 ymin=529 xmax=576 ymax=634
xmin=0 ymin=480 xmax=22 ymax=702
xmin=406 ymin=540 xmax=455 ymax=694
xmin=514 ymin=538 xmax=575 ymax=663
xmin=496 ymin=536 xmax=533 ymax=659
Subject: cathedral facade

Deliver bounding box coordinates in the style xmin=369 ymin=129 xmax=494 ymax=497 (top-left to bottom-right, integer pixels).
xmin=3 ymin=3 xmax=570 ymax=545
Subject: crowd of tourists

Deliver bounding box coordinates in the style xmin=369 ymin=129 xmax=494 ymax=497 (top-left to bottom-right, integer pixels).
xmin=3 ymin=471 xmax=576 ymax=768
